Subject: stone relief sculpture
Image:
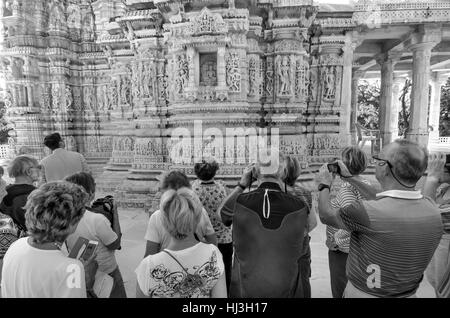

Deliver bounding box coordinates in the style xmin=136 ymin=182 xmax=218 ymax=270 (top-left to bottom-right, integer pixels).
xmin=308 ymin=69 xmax=318 ymax=102
xmin=67 ymin=4 xmax=81 ymax=29
xmin=175 ymin=54 xmax=188 ymax=95
xmin=277 ymin=55 xmax=291 ymax=96
xmin=248 ymin=57 xmax=257 ymax=96
xmin=48 ymin=1 xmax=66 ymax=32
xmin=108 ymin=80 xmax=118 ymax=110
xmin=51 ymin=83 xmax=61 ymax=113
xmin=82 ymin=10 xmax=95 ymax=42
xmin=265 ymin=57 xmax=274 ymax=97
xmin=66 ymin=136 xmax=77 ymax=152
xmin=226 ymin=52 xmax=241 ymax=93
xmin=65 ymin=85 xmax=73 ymax=111
xmin=323 ymin=66 xmax=336 ymax=101
xmin=142 ymin=61 xmax=155 ymax=99
xmin=4 ymin=87 xmax=12 ymax=109
xmin=295 ymin=58 xmax=309 ymax=100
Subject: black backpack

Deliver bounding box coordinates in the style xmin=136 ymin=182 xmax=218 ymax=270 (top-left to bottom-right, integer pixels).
xmin=90 ymin=195 xmax=114 ymax=226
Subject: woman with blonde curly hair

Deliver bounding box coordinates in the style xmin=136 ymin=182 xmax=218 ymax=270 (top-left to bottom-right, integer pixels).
xmin=1 ymin=182 xmax=90 ymax=298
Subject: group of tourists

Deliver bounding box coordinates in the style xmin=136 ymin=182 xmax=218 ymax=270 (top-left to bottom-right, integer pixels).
xmin=0 ymin=132 xmax=449 ymax=298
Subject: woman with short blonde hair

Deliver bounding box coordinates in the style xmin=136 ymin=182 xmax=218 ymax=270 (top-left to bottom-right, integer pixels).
xmin=136 ymin=187 xmax=226 ymax=298
xmin=1 ymin=182 xmax=90 ymax=298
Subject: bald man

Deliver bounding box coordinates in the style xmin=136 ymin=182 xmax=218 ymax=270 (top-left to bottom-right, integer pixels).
xmin=317 ymin=139 xmax=443 ymax=298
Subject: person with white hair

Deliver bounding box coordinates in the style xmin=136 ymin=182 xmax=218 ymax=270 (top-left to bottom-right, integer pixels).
xmin=135 ymin=187 xmax=226 ymax=298
xmin=219 ymin=151 xmax=309 ymax=298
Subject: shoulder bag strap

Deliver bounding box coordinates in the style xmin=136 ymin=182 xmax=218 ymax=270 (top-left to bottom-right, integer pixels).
xmin=162 ymin=250 xmax=189 ymax=275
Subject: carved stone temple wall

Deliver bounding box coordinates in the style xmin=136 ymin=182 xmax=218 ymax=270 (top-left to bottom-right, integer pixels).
xmin=0 ymin=0 xmax=360 ymax=212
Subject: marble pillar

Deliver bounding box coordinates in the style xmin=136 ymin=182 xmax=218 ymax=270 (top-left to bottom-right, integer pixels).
xmin=339 ymin=36 xmax=356 ymax=146
xmin=406 ymin=43 xmax=435 ymax=146
xmin=377 ymin=53 xmax=400 ymax=147
xmin=350 ymin=70 xmax=364 ymax=145
xmin=429 ymin=72 xmax=448 ymax=143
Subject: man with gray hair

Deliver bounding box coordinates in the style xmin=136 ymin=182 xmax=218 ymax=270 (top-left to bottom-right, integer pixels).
xmin=317 ymin=139 xmax=443 ymax=297
xmin=219 ymin=152 xmax=309 ymax=298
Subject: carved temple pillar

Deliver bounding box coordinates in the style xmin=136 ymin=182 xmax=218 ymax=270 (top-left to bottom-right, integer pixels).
xmin=405 ymin=24 xmax=441 ymax=146
xmin=377 ymin=52 xmax=400 ymax=147
xmin=339 ymin=33 xmax=357 ymax=146
xmin=429 ymin=72 xmax=448 ymax=143
xmin=350 ymin=70 xmax=364 ymax=144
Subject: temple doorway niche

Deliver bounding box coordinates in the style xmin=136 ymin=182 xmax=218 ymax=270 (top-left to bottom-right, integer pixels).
xmin=199 ymin=53 xmax=217 ymax=87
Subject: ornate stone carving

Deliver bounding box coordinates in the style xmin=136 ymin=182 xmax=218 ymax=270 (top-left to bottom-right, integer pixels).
xmin=48 ymin=1 xmax=66 ymax=32
xmin=72 ymin=86 xmax=82 ymax=111
xmin=226 ymin=52 xmax=241 ymax=93
xmin=295 ymin=58 xmax=309 ymax=101
xmin=322 ymin=66 xmax=336 ymax=101
xmin=276 ymin=55 xmax=291 ymax=96
xmin=66 ymin=136 xmax=77 ymax=152
xmin=175 ymin=54 xmax=189 ymax=95
xmin=51 ymin=83 xmax=61 ymax=112
xmin=200 ymin=53 xmax=217 ymax=86
xmin=65 ymin=85 xmax=73 ymax=111
xmin=265 ymin=57 xmax=274 ymax=97
xmin=188 ymin=7 xmax=228 ymax=36
xmin=248 ymin=56 xmax=257 ymax=96
xmin=308 ymin=69 xmax=318 ymax=102
xmin=142 ymin=61 xmax=155 ymax=99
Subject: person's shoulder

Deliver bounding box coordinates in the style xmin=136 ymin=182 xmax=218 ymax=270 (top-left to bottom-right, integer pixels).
xmin=148 ymin=209 xmax=163 ymax=224
xmin=85 ymin=209 xmax=110 ymax=224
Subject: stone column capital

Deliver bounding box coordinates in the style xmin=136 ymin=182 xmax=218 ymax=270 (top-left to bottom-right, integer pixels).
xmin=375 ymin=51 xmax=402 ymax=66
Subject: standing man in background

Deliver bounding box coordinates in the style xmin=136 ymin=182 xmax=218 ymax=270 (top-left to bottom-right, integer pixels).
xmin=40 ymin=132 xmax=91 ymax=183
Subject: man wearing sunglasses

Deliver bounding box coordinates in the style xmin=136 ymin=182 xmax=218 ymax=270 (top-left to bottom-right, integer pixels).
xmin=316 ymin=139 xmax=443 ymax=298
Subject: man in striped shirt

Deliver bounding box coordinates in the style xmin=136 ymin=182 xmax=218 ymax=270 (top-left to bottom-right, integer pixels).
xmin=317 ymin=139 xmax=443 ymax=297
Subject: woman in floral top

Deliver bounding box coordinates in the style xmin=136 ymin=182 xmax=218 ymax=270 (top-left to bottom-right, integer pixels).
xmin=191 ymin=159 xmax=232 ymax=291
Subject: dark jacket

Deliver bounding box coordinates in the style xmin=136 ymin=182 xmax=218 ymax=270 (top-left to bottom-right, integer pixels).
xmin=0 ymin=184 xmax=36 ymax=231
xmin=222 ymin=182 xmax=309 ymax=298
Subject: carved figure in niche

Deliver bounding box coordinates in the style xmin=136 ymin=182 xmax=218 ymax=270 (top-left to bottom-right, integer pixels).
xmin=51 ymin=84 xmax=61 ymax=112
xmin=82 ymin=11 xmax=95 ymax=41
xmin=67 ymin=4 xmax=81 ymax=29
xmin=49 ymin=2 xmax=66 ymax=31
xmin=295 ymin=59 xmax=309 ymax=99
xmin=323 ymin=66 xmax=336 ymax=100
xmin=120 ymin=76 xmax=131 ymax=105
xmin=142 ymin=62 xmax=154 ymax=99
xmin=277 ymin=55 xmax=291 ymax=96
xmin=175 ymin=55 xmax=188 ymax=94
xmin=109 ymin=80 xmax=117 ymax=110
xmin=65 ymin=86 xmax=73 ymax=111
xmin=66 ymin=136 xmax=77 ymax=152
xmin=248 ymin=57 xmax=257 ymax=96
xmin=265 ymin=58 xmax=274 ymax=97
xmin=226 ymin=52 xmax=241 ymax=92
xmin=199 ymin=53 xmax=217 ymax=86
xmin=308 ymin=69 xmax=317 ymax=101
xmin=4 ymin=87 xmax=12 ymax=109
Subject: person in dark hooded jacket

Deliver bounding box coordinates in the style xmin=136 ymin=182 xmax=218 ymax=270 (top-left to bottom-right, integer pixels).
xmin=0 ymin=155 xmax=40 ymax=232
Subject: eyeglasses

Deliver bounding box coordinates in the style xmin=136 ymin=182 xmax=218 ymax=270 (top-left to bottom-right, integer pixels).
xmin=371 ymin=155 xmax=392 ymax=168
